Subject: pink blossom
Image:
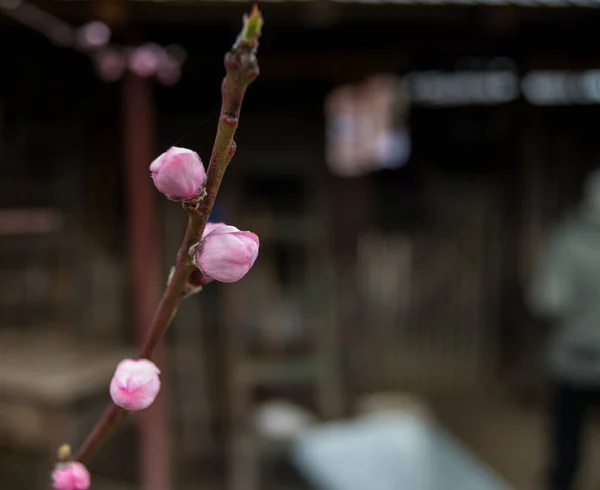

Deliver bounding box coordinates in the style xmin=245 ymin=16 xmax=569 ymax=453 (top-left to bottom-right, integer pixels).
xmin=52 ymin=462 xmax=91 ymax=490
xmin=77 ymin=21 xmax=111 ymax=50
xmin=128 ymin=44 xmax=163 ymax=77
xmin=96 ymin=48 xmax=126 ymax=82
xmin=193 ymin=223 xmax=259 ymax=283
xmin=150 ymin=147 xmax=206 ymax=200
xmin=109 ymin=359 xmax=161 ymax=411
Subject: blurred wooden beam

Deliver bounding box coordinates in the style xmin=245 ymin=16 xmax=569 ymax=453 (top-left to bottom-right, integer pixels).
xmin=27 ymin=0 xmax=600 ymax=26
xmin=0 ymin=208 xmax=63 ymax=235
xmin=123 ymin=71 xmax=172 ymax=490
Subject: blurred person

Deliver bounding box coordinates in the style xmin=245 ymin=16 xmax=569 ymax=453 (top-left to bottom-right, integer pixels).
xmin=528 ymin=169 xmax=600 ymax=490
xmin=324 ymin=75 xmax=411 ymax=178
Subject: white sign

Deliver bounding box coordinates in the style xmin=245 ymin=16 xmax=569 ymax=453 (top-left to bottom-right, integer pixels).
xmin=404 ymin=69 xmax=600 ymax=106
xmin=406 ymin=71 xmax=520 ymax=106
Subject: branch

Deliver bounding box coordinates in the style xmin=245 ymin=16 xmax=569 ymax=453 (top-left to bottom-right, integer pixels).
xmin=52 ymin=6 xmax=263 ymax=479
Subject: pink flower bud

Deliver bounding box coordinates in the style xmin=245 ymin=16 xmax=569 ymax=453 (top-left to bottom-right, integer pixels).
xmin=193 ymin=223 xmax=259 ymax=283
xmin=150 ymin=147 xmax=206 ymax=200
xmin=109 ymin=359 xmax=161 ymax=411
xmin=52 ymin=462 xmax=91 ymax=490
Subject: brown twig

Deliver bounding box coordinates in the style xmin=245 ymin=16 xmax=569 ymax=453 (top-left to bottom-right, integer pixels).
xmin=48 ymin=6 xmax=263 ymax=483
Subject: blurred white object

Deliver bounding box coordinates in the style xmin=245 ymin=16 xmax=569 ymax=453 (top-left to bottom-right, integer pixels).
xmin=374 ymin=129 xmax=411 ymax=169
xmin=253 ymin=400 xmax=316 ymax=441
xmin=293 ymin=407 xmax=512 ymax=490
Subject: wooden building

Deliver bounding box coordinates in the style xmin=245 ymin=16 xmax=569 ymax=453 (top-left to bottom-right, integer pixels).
xmin=2 ymin=0 xmax=600 ymax=488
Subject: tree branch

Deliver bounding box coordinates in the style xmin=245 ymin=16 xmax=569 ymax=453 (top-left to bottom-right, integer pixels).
xmin=49 ymin=6 xmax=263 ymax=481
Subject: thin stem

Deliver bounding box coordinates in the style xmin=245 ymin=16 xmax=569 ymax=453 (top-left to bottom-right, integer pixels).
xmin=140 ymin=216 xmax=198 ymax=358
xmin=73 ymin=216 xmax=196 ymax=464
xmin=74 ymin=405 xmax=127 ymax=464
xmin=50 ymin=7 xmax=263 ymax=483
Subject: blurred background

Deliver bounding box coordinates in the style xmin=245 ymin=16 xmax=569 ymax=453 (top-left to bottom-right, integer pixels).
xmin=2 ymin=0 xmax=600 ymax=489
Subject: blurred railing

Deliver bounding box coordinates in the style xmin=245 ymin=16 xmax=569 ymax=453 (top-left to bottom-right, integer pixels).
xmin=358 ymin=181 xmax=502 ymax=393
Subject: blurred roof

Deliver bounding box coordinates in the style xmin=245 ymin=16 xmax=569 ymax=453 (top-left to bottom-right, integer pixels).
xmin=61 ymin=0 xmax=600 ymax=5
xmin=6 ymin=0 xmax=595 ymax=30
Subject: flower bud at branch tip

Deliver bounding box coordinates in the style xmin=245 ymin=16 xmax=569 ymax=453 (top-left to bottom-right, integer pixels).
xmin=57 ymin=444 xmax=71 ymax=461
xmin=150 ymin=147 xmax=206 ymax=201
xmin=52 ymin=462 xmax=90 ymax=490
xmin=110 ymin=359 xmax=161 ymax=411
xmin=192 ymin=222 xmax=259 ymax=283
xmin=237 ymin=4 xmax=263 ymax=49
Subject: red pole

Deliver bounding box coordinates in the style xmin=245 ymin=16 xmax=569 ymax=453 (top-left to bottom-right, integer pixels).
xmin=123 ymin=71 xmax=172 ymax=490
